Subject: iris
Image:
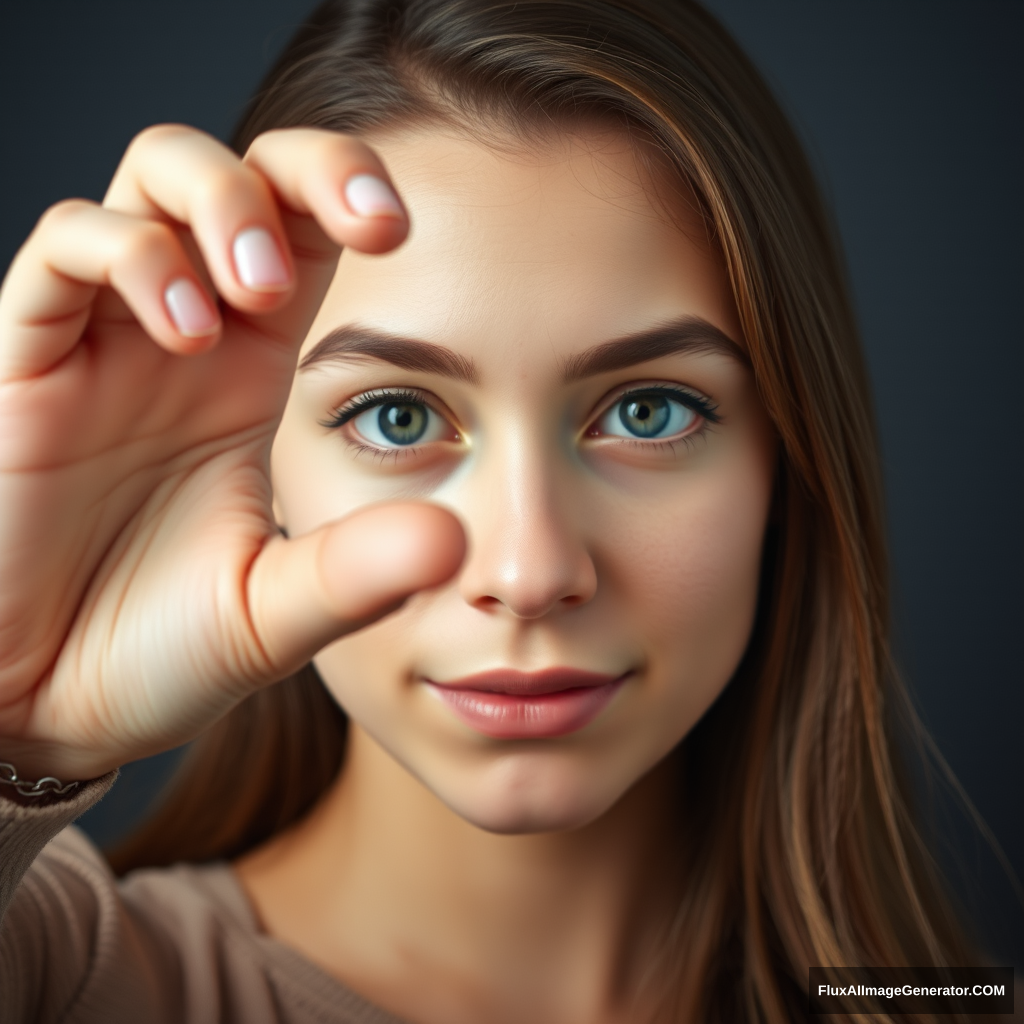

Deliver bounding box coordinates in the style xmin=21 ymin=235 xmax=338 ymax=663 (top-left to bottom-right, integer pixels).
xmin=378 ymin=402 xmax=428 ymax=445
xmin=600 ymin=389 xmax=698 ymax=440
xmin=619 ymin=395 xmax=671 ymax=437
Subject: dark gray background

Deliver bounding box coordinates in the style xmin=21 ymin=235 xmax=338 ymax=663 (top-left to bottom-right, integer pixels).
xmin=1 ymin=0 xmax=1020 ymax=966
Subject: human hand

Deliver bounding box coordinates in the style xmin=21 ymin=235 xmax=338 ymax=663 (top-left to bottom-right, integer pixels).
xmin=0 ymin=126 xmax=465 ymax=781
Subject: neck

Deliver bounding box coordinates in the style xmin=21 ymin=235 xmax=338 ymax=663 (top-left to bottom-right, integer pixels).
xmin=236 ymin=724 xmax=681 ymax=1024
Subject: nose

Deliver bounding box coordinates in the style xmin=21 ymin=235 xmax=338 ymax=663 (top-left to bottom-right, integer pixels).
xmin=456 ymin=438 xmax=597 ymax=619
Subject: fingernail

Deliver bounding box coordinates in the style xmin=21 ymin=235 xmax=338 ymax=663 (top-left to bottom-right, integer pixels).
xmin=232 ymin=227 xmax=291 ymax=290
xmin=344 ymin=174 xmax=404 ymax=219
xmin=164 ymin=278 xmax=219 ymax=337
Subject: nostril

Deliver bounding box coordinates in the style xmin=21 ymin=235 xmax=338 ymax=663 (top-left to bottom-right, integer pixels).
xmin=456 ymin=514 xmax=598 ymax=618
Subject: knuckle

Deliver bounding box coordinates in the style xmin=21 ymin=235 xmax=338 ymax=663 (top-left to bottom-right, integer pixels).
xmin=245 ymin=126 xmax=309 ymax=157
xmin=126 ymin=122 xmax=193 ymax=156
xmin=243 ymin=130 xmax=273 ymax=159
xmin=322 ymin=131 xmax=378 ymax=167
xmin=250 ymin=127 xmax=377 ymax=170
xmin=117 ymin=220 xmax=177 ymax=265
xmin=193 ymin=164 xmax=272 ymax=220
xmin=37 ymin=198 xmax=94 ymax=234
xmin=193 ymin=165 xmax=251 ymax=208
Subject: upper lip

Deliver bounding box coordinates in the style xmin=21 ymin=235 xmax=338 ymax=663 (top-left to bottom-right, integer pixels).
xmin=426 ymin=668 xmax=626 ymax=696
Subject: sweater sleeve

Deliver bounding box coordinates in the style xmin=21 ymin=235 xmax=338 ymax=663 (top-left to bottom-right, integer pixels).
xmin=0 ymin=775 xmax=125 ymax=1024
xmin=0 ymin=779 xmax=402 ymax=1024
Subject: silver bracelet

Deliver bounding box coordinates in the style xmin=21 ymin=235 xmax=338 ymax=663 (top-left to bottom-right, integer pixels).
xmin=0 ymin=761 xmax=80 ymax=798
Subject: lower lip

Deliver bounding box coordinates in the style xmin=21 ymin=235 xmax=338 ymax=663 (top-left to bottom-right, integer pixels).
xmin=426 ymin=679 xmax=625 ymax=739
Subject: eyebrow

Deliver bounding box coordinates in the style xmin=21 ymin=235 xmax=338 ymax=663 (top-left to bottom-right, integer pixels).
xmin=559 ymin=316 xmax=746 ymax=383
xmin=299 ymin=325 xmax=479 ymax=383
xmin=298 ymin=315 xmax=744 ymax=385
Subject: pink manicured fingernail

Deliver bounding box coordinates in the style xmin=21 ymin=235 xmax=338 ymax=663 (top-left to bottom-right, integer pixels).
xmin=232 ymin=227 xmax=291 ymax=290
xmin=164 ymin=278 xmax=219 ymax=337
xmin=344 ymin=174 xmax=404 ymax=218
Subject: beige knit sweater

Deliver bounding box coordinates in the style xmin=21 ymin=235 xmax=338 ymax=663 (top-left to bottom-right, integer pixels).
xmin=0 ymin=776 xmax=406 ymax=1024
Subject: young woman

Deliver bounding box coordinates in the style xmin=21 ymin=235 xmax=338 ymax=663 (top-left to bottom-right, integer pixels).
xmin=0 ymin=1 xmax=995 ymax=1021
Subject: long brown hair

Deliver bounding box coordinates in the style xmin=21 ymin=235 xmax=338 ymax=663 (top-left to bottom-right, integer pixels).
xmin=110 ymin=2 xmax=979 ymax=1018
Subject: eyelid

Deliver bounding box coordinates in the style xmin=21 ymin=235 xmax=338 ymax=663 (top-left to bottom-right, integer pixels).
xmin=586 ymin=381 xmax=720 ymax=431
xmin=321 ymin=386 xmax=459 ymax=432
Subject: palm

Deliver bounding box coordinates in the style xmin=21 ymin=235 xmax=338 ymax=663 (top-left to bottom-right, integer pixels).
xmin=0 ymin=296 xmax=318 ymax=763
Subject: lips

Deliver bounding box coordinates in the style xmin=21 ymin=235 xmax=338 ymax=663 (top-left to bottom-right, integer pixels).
xmin=424 ymin=668 xmax=627 ymax=739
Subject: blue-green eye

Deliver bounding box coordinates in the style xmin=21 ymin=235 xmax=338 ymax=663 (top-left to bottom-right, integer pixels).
xmin=344 ymin=394 xmax=453 ymax=448
xmin=597 ymin=389 xmax=703 ymax=439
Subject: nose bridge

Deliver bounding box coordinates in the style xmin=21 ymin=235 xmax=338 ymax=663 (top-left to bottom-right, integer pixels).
xmin=457 ymin=421 xmax=597 ymax=618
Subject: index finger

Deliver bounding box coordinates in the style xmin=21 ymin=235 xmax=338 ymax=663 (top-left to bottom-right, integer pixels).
xmin=245 ymin=129 xmax=409 ymax=256
xmin=238 ymin=130 xmax=411 ymax=346
xmin=238 ymin=129 xmax=411 ymax=345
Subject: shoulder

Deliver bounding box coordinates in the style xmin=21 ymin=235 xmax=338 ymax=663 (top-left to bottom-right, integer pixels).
xmin=4 ymin=820 xmax=408 ymax=1023
xmin=2 ymin=824 xmax=271 ymax=1023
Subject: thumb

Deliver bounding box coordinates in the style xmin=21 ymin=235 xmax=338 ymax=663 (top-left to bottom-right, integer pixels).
xmin=246 ymin=502 xmax=465 ymax=679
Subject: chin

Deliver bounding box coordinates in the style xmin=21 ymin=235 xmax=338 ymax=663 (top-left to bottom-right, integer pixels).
xmin=433 ymin=755 xmax=631 ymax=835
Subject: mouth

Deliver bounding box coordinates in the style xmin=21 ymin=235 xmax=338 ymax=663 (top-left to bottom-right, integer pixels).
xmin=423 ymin=668 xmax=630 ymax=739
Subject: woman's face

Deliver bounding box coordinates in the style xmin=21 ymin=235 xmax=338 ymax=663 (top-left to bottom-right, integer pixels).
xmin=272 ymin=127 xmax=775 ymax=833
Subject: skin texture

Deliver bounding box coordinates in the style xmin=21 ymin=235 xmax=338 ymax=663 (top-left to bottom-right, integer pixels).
xmin=239 ymin=129 xmax=777 ymax=1023
xmin=0 ymin=120 xmax=775 ymax=1023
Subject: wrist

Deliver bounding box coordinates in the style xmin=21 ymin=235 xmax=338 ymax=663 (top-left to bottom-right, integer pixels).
xmin=0 ymin=758 xmax=95 ymax=807
xmin=0 ymin=763 xmax=118 ymax=810
xmin=0 ymin=740 xmax=119 ymax=797
xmin=0 ymin=760 xmax=81 ymax=800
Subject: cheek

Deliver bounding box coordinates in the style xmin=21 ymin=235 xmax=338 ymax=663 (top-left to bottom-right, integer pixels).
xmin=605 ymin=451 xmax=772 ymax=704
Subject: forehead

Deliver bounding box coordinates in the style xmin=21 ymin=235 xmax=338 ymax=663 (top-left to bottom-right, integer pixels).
xmin=306 ymin=127 xmax=740 ymax=365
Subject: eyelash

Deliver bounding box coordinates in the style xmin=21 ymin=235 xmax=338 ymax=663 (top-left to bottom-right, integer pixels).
xmin=590 ymin=384 xmax=720 ymax=452
xmin=322 ymin=383 xmax=720 ymax=456
xmin=322 ymin=387 xmax=434 ymax=431
xmin=605 ymin=384 xmax=719 ymax=424
xmin=322 ymin=387 xmax=456 ymax=464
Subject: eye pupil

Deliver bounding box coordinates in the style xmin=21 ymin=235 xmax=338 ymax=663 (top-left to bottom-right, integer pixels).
xmin=620 ymin=395 xmax=670 ymax=437
xmin=379 ymin=402 xmax=428 ymax=444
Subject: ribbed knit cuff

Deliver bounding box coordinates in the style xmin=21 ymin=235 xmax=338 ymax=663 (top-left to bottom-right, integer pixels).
xmin=0 ymin=771 xmax=117 ymax=925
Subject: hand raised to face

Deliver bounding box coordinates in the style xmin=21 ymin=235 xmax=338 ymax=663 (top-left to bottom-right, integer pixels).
xmin=0 ymin=126 xmax=465 ymax=781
